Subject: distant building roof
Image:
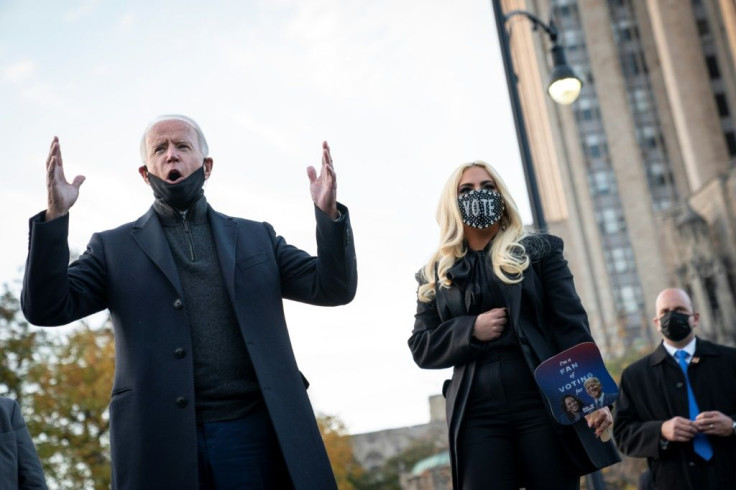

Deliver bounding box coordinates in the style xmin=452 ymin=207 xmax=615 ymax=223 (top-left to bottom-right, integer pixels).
xmin=410 ymin=450 xmax=450 ymax=476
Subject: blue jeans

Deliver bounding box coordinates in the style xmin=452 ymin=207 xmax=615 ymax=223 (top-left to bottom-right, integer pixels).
xmin=197 ymin=407 xmax=293 ymax=489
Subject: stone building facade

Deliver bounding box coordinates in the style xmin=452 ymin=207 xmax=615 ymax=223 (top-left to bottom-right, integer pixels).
xmin=500 ymin=0 xmax=736 ymax=355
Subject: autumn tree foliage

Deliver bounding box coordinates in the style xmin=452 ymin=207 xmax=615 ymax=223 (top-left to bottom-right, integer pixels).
xmin=318 ymin=413 xmax=365 ymax=490
xmin=0 ymin=285 xmax=48 ymax=404
xmin=29 ymin=324 xmax=115 ymax=489
xmin=1 ymin=284 xmax=115 ymax=490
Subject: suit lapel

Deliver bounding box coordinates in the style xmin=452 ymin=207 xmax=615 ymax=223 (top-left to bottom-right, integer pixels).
xmin=650 ymin=343 xmax=690 ymax=417
xmin=131 ymin=208 xmax=183 ymax=296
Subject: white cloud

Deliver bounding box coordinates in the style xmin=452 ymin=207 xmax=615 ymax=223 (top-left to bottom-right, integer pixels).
xmin=118 ymin=13 xmax=135 ymax=28
xmin=2 ymin=59 xmax=35 ymax=83
xmin=20 ymin=82 xmax=65 ymax=107
xmin=64 ymin=0 xmax=100 ymax=22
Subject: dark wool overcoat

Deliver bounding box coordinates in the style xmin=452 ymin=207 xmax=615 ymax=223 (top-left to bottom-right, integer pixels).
xmin=0 ymin=397 xmax=47 ymax=490
xmin=21 ymin=202 xmax=357 ymax=490
xmin=409 ymin=235 xmax=620 ymax=489
xmin=614 ymin=339 xmax=736 ymax=489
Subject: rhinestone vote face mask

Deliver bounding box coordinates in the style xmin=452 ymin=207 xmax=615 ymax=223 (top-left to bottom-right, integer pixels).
xmin=457 ymin=188 xmax=505 ymax=229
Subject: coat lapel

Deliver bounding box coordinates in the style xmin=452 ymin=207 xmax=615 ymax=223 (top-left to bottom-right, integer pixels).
xmin=131 ymin=208 xmax=183 ymax=296
xmin=498 ymin=281 xmax=521 ymax=336
xmin=208 ymin=207 xmax=239 ymax=298
xmin=437 ymin=284 xmax=464 ymax=320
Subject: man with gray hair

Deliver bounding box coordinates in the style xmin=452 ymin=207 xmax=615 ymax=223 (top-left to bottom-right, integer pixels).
xmin=583 ymin=376 xmax=616 ymax=409
xmin=21 ymin=115 xmax=357 ymax=489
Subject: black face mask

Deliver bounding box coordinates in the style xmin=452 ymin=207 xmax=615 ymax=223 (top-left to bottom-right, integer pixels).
xmin=146 ymin=165 xmax=205 ymax=211
xmin=659 ymin=310 xmax=693 ymax=342
xmin=457 ymin=189 xmax=505 ymax=229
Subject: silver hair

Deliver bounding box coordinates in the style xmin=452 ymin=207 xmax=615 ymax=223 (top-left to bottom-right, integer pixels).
xmin=139 ymin=114 xmax=209 ymax=163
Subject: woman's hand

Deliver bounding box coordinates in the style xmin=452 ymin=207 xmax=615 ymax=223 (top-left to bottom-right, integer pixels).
xmin=586 ymin=406 xmax=613 ymax=440
xmin=472 ymin=307 xmax=507 ymax=342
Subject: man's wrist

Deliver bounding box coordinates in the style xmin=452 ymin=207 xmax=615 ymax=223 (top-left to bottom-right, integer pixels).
xmin=45 ymin=204 xmax=69 ymax=221
xmin=45 ymin=209 xmax=64 ymax=221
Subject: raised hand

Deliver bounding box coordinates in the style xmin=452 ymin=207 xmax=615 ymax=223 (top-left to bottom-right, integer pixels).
xmin=307 ymin=141 xmax=338 ymax=219
xmin=46 ymin=137 xmax=85 ymax=220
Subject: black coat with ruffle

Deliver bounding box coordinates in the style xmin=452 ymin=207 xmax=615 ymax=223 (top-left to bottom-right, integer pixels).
xmin=409 ymin=234 xmax=620 ymax=489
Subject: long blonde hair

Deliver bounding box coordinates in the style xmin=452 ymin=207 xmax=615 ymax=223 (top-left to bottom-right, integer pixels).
xmin=417 ymin=161 xmax=529 ymax=302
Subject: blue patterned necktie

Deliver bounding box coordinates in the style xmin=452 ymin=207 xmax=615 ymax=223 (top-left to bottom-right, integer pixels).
xmin=674 ymin=350 xmax=713 ymax=461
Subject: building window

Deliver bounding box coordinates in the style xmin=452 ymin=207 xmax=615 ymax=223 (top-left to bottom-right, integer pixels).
xmin=620 ymin=53 xmax=639 ymax=76
xmin=608 ymin=247 xmax=634 ymax=273
xmin=598 ymin=208 xmax=624 ymax=234
xmin=715 ymin=93 xmax=730 ymax=118
xmin=706 ymin=55 xmax=720 ymax=79
xmin=725 ymin=131 xmax=736 ymax=157
xmin=629 ymin=89 xmax=649 ymax=113
xmin=589 ymin=168 xmax=616 ymax=195
xmin=619 ymin=285 xmax=641 ymax=313
xmin=648 ymin=162 xmax=669 ymax=187
xmin=574 ymin=99 xmax=600 ymax=123
xmin=585 ymin=134 xmax=607 ymax=159
xmin=696 ymin=19 xmax=710 ymax=36
xmin=573 ymin=64 xmax=593 ymax=84
xmin=637 ymin=125 xmax=658 ymax=149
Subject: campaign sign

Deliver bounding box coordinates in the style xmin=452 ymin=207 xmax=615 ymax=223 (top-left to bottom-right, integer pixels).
xmin=534 ymin=342 xmax=618 ymax=426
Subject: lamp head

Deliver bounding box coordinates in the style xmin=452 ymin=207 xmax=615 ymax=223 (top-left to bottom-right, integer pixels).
xmin=547 ymin=44 xmax=583 ymax=105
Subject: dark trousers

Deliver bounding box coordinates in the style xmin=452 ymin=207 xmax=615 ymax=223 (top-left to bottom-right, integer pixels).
xmin=197 ymin=407 xmax=293 ymax=490
xmin=458 ymin=351 xmax=579 ymax=490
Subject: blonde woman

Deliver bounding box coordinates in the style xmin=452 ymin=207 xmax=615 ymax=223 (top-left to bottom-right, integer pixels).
xmin=409 ymin=162 xmax=619 ymax=489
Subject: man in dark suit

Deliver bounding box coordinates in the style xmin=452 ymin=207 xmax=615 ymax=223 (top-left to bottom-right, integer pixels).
xmin=21 ymin=115 xmax=357 ymax=489
xmin=614 ymin=288 xmax=736 ymax=489
xmin=0 ymin=397 xmax=47 ymax=489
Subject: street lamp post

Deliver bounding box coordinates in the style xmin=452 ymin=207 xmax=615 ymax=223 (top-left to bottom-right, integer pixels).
xmin=490 ymin=0 xmax=582 ymax=232
xmin=489 ymin=2 xmax=604 ymax=489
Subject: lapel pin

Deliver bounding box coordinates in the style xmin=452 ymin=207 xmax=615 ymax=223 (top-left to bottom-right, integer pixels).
xmin=691 ymin=357 xmax=700 ymax=364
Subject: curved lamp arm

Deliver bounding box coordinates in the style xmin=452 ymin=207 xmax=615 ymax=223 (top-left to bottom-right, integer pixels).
xmin=504 ymin=10 xmax=558 ymax=43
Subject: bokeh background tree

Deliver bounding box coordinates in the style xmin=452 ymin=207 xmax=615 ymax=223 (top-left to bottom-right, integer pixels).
xmin=0 ymin=283 xmax=115 ymax=490
xmin=318 ymin=413 xmax=365 ymax=490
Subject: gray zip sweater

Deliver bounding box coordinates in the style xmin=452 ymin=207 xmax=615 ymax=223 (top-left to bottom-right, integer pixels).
xmin=153 ymin=196 xmax=263 ymax=423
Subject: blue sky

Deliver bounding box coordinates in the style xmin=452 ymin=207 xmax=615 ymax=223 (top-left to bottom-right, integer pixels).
xmin=1 ymin=0 xmax=531 ymax=434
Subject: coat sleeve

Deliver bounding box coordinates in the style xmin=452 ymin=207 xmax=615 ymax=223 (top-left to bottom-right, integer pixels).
xmin=408 ymin=273 xmax=482 ymax=370
xmin=9 ymin=400 xmax=48 ymax=489
xmin=537 ymin=235 xmax=594 ymax=350
xmin=613 ymin=366 xmax=665 ymax=458
xmin=21 ymin=212 xmax=108 ymax=326
xmin=270 ymin=203 xmax=357 ymax=307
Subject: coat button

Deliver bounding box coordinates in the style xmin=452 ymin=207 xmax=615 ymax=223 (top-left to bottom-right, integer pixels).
xmin=173 ymin=299 xmax=183 ymax=310
xmin=176 ymin=397 xmax=187 ymax=408
xmin=174 ymin=348 xmax=186 ymax=359
xmin=676 ymin=382 xmax=684 ymax=388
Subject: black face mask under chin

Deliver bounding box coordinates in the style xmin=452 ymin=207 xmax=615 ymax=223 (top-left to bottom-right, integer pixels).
xmin=659 ymin=310 xmax=693 ymax=342
xmin=146 ymin=165 xmax=205 ymax=211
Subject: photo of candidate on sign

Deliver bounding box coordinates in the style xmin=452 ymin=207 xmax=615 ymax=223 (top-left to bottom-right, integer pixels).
xmin=534 ymin=342 xmax=618 ymax=426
